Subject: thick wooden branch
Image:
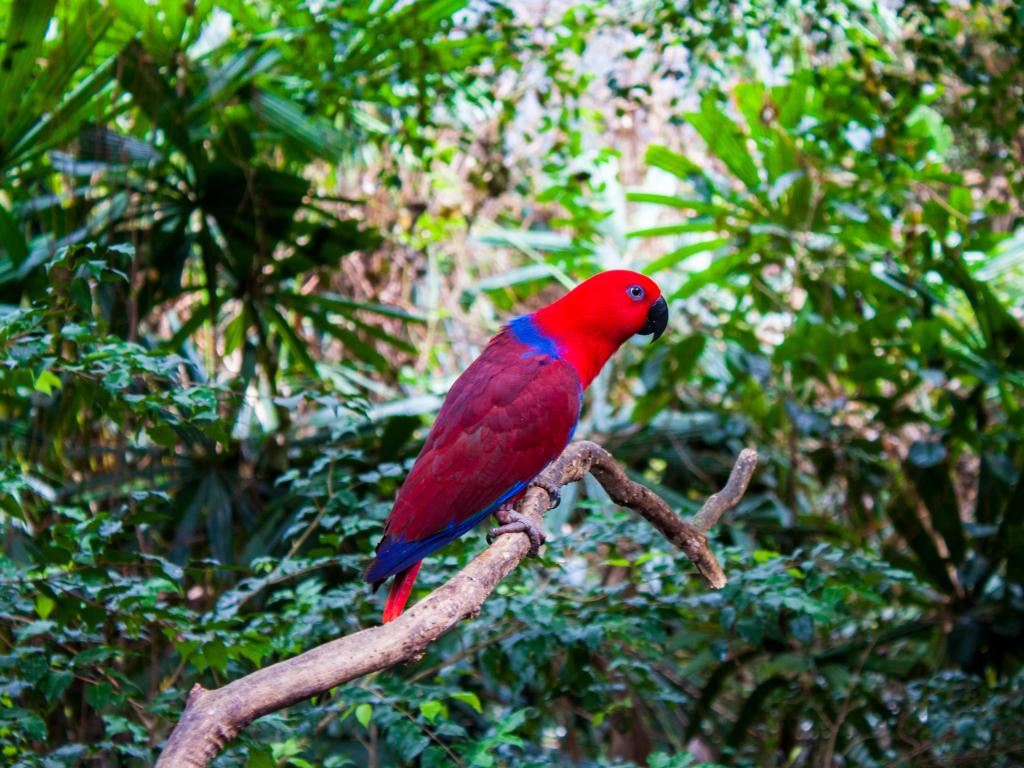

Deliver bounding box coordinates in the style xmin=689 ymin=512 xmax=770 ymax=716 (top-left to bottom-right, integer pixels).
xmin=155 ymin=441 xmax=757 ymax=767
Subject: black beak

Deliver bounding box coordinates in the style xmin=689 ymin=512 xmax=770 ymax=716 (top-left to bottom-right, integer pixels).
xmin=638 ymin=295 xmax=668 ymax=342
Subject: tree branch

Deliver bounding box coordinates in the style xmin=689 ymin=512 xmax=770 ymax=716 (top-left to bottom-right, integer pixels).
xmin=155 ymin=441 xmax=757 ymax=767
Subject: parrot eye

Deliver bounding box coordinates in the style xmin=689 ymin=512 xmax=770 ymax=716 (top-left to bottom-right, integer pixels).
xmin=627 ymin=284 xmax=645 ymax=301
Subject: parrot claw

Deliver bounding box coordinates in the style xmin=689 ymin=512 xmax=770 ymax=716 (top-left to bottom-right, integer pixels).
xmin=531 ymin=478 xmax=561 ymax=508
xmin=487 ymin=507 xmax=546 ymax=555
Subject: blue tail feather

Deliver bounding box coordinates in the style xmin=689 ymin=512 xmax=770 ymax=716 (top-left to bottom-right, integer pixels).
xmin=365 ymin=482 xmax=526 ymax=585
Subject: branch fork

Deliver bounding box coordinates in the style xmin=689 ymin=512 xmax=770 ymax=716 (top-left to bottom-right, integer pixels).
xmin=156 ymin=441 xmax=758 ymax=767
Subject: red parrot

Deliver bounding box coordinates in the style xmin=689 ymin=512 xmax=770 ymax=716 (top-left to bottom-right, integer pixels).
xmin=365 ymin=270 xmax=668 ymax=622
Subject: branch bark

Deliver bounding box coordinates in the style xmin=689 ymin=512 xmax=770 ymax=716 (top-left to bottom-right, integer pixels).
xmin=155 ymin=441 xmax=758 ymax=767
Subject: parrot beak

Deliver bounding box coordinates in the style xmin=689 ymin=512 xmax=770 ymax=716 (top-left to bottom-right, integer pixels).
xmin=638 ymin=295 xmax=669 ymax=342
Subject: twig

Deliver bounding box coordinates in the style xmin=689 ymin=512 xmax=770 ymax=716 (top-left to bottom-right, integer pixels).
xmin=820 ymin=638 xmax=876 ymax=767
xmin=154 ymin=440 xmax=757 ymax=767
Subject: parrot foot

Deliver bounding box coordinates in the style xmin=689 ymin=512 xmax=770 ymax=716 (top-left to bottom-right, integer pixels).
xmin=530 ymin=478 xmax=561 ymax=508
xmin=487 ymin=507 xmax=546 ymax=556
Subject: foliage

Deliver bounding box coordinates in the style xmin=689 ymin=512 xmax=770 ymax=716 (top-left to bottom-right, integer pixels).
xmin=628 ymin=54 xmax=1024 ymax=673
xmin=2 ymin=1 xmax=1024 ymax=767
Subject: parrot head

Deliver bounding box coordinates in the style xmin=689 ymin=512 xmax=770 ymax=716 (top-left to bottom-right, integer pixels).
xmin=532 ymin=270 xmax=668 ymax=387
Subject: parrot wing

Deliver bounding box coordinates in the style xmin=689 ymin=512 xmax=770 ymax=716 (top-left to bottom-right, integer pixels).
xmin=365 ymin=328 xmax=581 ymax=585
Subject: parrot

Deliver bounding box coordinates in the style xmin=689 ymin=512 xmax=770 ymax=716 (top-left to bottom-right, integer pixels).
xmin=365 ymin=270 xmax=668 ymax=622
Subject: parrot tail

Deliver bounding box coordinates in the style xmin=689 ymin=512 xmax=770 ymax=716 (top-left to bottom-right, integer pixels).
xmin=383 ymin=560 xmax=422 ymax=623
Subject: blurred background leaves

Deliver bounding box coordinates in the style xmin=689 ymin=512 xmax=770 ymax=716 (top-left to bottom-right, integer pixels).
xmin=1 ymin=0 xmax=1023 ymax=766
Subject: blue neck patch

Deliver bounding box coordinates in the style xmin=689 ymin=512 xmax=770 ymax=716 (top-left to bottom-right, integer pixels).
xmin=508 ymin=314 xmax=562 ymax=359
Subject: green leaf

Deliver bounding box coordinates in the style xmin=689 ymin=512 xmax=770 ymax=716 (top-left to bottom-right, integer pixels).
xmin=85 ymin=682 xmax=113 ymax=711
xmin=33 ymin=369 xmax=62 ymax=395
xmin=0 ymin=203 xmax=28 ymax=265
xmin=303 ymin=308 xmax=389 ymax=371
xmin=626 ymin=192 xmax=733 ymax=217
xmin=42 ymin=670 xmax=73 ymax=705
xmin=281 ymin=290 xmax=426 ymax=323
xmin=5 ymin=709 xmax=46 ymax=741
xmin=735 ymin=82 xmax=798 ymax=183
xmin=147 ymin=424 xmax=178 ymax=449
xmin=415 ymin=0 xmax=470 ymax=23
xmin=644 ymin=144 xmax=704 ymax=180
xmin=265 ymin=307 xmax=318 ymax=375
xmin=11 ymin=57 xmax=118 ymax=170
xmin=672 ymin=246 xmax=751 ymax=299
xmin=0 ymin=0 xmax=59 ymax=100
xmin=645 ymin=237 xmax=731 ymax=275
xmin=246 ymin=744 xmax=276 ymax=768
xmin=253 ymin=90 xmax=350 ymax=159
xmin=34 ymin=593 xmax=56 ymax=619
xmin=686 ymin=94 xmax=761 ymax=190
xmin=774 ymin=71 xmax=810 ymax=129
xmin=224 ymin=307 xmax=249 ymax=356
xmin=907 ymin=105 xmax=952 ymax=157
xmin=355 ymin=703 xmax=373 ymax=728
xmin=203 ymin=639 xmax=228 ymax=675
xmin=419 ymin=700 xmax=446 ymax=723
xmin=975 ymin=228 xmax=1024 ymax=281
xmin=451 ymin=691 xmax=482 ymax=713
xmin=627 ymin=221 xmax=720 ymax=239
